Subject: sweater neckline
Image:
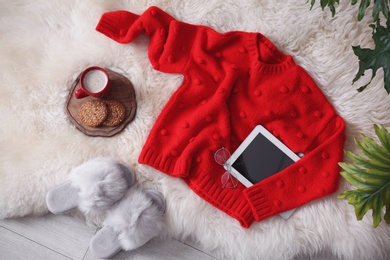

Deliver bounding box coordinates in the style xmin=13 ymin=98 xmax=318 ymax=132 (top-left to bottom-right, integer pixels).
xmin=246 ymin=33 xmax=295 ymax=75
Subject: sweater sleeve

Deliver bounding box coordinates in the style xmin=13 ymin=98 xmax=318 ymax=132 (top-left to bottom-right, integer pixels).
xmin=243 ymin=115 xmax=346 ymax=222
xmin=96 ymin=6 xmax=194 ymax=74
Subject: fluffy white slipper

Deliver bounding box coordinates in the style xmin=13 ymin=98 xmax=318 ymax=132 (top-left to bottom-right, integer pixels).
xmin=46 ymin=157 xmax=135 ymax=215
xmin=144 ymin=189 xmax=166 ymax=213
xmin=89 ymin=187 xmax=165 ymax=259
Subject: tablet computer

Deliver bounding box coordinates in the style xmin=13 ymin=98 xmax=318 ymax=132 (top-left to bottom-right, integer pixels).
xmin=225 ymin=125 xmax=301 ymax=219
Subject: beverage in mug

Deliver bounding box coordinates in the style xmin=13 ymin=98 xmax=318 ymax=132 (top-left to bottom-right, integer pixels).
xmin=83 ymin=69 xmax=109 ymax=93
xmin=74 ymin=66 xmax=111 ymax=99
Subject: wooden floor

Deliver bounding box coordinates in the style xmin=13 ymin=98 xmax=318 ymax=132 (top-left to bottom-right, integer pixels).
xmin=0 ymin=214 xmax=334 ymax=260
xmin=0 ymin=214 xmax=218 ymax=260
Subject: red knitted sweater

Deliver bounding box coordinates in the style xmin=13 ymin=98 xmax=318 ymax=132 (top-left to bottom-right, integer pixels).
xmin=96 ymin=6 xmax=346 ymax=228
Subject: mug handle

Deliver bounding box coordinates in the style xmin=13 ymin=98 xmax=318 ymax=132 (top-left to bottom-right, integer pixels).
xmin=74 ymin=87 xmax=89 ymax=99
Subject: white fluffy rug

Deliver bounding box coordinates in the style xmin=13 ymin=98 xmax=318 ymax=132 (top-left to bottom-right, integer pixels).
xmin=1 ymin=0 xmax=390 ymax=259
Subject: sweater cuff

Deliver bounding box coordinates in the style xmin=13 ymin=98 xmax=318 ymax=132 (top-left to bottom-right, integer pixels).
xmin=96 ymin=10 xmax=140 ymax=43
xmin=243 ymin=186 xmax=276 ymax=222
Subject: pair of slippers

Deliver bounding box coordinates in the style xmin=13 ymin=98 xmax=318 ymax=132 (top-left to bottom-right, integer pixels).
xmin=46 ymin=157 xmax=165 ymax=259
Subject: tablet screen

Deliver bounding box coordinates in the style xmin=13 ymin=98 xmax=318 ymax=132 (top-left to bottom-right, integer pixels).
xmin=231 ymin=132 xmax=295 ymax=184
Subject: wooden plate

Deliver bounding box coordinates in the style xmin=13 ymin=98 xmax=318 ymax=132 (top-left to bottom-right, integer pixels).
xmin=65 ymin=68 xmax=137 ymax=137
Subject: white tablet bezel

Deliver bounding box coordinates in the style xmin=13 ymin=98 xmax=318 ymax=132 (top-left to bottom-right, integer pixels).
xmin=225 ymin=125 xmax=300 ymax=187
xmin=224 ymin=125 xmax=300 ymax=219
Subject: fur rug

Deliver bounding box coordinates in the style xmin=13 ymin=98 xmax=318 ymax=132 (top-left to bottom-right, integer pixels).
xmin=1 ymin=0 xmax=390 ymax=259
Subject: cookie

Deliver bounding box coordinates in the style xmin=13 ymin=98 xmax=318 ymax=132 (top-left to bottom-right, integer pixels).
xmin=78 ymin=100 xmax=108 ymax=127
xmin=102 ymin=100 xmax=126 ymax=127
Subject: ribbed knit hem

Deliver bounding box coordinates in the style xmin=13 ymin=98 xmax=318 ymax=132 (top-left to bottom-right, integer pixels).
xmin=96 ymin=10 xmax=141 ymax=43
xmin=96 ymin=12 xmax=122 ymax=39
xmin=243 ymin=185 xmax=275 ymax=222
xmin=139 ymin=147 xmax=189 ymax=178
xmin=139 ymin=147 xmax=255 ymax=228
xmin=187 ymin=172 xmax=255 ymax=228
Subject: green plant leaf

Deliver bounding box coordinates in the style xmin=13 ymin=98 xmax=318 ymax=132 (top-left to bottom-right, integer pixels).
xmin=356 ymin=0 xmax=371 ymax=21
xmin=355 ymin=135 xmax=390 ymax=166
xmin=352 ymin=18 xmax=390 ymax=93
xmin=372 ymin=0 xmax=389 ymax=22
xmin=374 ymin=124 xmax=390 ymax=152
xmin=309 ymin=0 xmax=339 ymax=16
xmin=348 ymin=0 xmax=389 ymax=22
xmin=338 ymin=124 xmax=390 ymax=228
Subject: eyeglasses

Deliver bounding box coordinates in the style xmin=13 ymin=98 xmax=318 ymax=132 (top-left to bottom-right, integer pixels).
xmin=214 ymin=147 xmax=238 ymax=189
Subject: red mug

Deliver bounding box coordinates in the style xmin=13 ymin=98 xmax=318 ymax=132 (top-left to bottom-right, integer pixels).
xmin=74 ymin=66 xmax=111 ymax=99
